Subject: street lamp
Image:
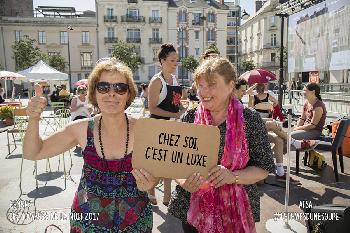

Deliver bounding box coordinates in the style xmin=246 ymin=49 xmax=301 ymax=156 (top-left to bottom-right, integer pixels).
xmin=235 ymin=9 xmax=250 ymax=75
xmin=178 ymin=26 xmax=185 ymax=85
xmin=67 ymin=25 xmax=73 ymax=92
xmin=275 ymin=13 xmax=289 ymax=107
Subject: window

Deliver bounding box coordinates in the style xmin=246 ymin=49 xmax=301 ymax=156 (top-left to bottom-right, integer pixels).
xmin=107 ymin=8 xmax=114 ymax=17
xmin=127 ymin=9 xmax=139 ymax=17
xmin=152 ymin=10 xmax=159 ymax=18
xmin=77 ymin=73 xmax=82 ymax=80
xmin=207 ymin=12 xmax=215 ymax=23
xmin=271 ymin=16 xmax=276 ymax=25
xmin=195 ymin=48 xmax=200 ymax=56
xmin=271 ymin=33 xmax=277 ymax=46
xmin=107 ymin=27 xmax=114 ymax=38
xmin=179 ymin=46 xmax=187 ymax=58
xmin=60 ymin=31 xmax=68 ymax=44
xmin=38 ymin=31 xmax=46 ymax=44
xmin=271 ymin=53 xmax=276 ymax=62
xmin=15 ymin=30 xmax=22 ymax=42
xmin=228 ymin=10 xmax=237 ymax=17
xmin=153 ymin=48 xmax=158 ymax=61
xmin=134 ymin=69 xmax=140 ymax=81
xmin=81 ymin=52 xmax=93 ymax=68
xmin=152 ymin=28 xmax=159 ymax=39
xmin=178 ymin=9 xmax=187 ymax=22
xmin=82 ymin=31 xmax=90 ymax=44
xmin=108 ymin=48 xmax=113 ymax=56
xmin=193 ymin=13 xmax=201 ymax=23
xmin=134 ymin=46 xmax=141 ymax=55
xmin=127 ymin=29 xmax=140 ymax=39
xmin=208 ymin=29 xmax=215 ymax=41
xmin=195 ymin=31 xmax=199 ymax=40
xmin=148 ymin=65 xmax=156 ymax=79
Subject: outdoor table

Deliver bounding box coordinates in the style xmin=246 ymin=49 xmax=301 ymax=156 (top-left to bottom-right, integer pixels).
xmin=0 ymin=102 xmax=22 ymax=107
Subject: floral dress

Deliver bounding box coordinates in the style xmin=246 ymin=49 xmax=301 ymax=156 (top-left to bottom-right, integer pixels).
xmin=70 ymin=118 xmax=152 ymax=232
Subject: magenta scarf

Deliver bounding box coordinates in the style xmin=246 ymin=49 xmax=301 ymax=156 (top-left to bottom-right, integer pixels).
xmin=187 ymin=97 xmax=256 ymax=233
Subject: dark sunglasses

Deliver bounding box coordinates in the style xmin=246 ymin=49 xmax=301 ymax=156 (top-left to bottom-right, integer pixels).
xmin=96 ymin=82 xmax=129 ymax=95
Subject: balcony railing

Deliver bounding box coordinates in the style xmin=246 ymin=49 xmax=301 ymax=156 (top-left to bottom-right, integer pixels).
xmin=149 ymin=17 xmax=162 ymax=23
xmin=121 ymin=15 xmax=145 ymax=22
xmin=227 ymin=49 xmax=236 ymax=54
xmin=104 ymin=16 xmax=117 ymax=22
xmin=126 ymin=37 xmax=141 ymax=43
xmin=128 ymin=0 xmax=138 ymax=3
xmin=81 ymin=66 xmax=93 ymax=70
xmin=192 ymin=20 xmax=203 ymax=26
xmin=149 ymin=37 xmax=162 ymax=44
xmin=104 ymin=37 xmax=118 ymax=43
xmin=263 ymin=43 xmax=279 ymax=49
xmin=269 ymin=24 xmax=278 ymax=30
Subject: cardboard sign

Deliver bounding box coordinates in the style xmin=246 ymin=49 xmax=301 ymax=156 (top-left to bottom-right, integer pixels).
xmin=132 ymin=118 xmax=220 ymax=179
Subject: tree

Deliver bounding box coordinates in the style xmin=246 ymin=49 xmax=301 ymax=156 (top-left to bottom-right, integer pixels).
xmin=181 ymin=56 xmax=199 ymax=73
xmin=111 ymin=41 xmax=142 ymax=72
xmin=12 ymin=35 xmax=44 ymax=70
xmin=47 ymin=54 xmax=66 ymax=72
xmin=241 ymin=60 xmax=256 ymax=72
xmin=205 ymin=43 xmax=220 ymax=54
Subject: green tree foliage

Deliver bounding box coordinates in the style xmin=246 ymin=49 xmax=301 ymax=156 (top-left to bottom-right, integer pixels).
xmin=181 ymin=56 xmax=199 ymax=73
xmin=241 ymin=60 xmax=256 ymax=72
xmin=47 ymin=54 xmax=66 ymax=72
xmin=206 ymin=43 xmax=220 ymax=54
xmin=12 ymin=35 xmax=44 ymax=70
xmin=111 ymin=41 xmax=142 ymax=72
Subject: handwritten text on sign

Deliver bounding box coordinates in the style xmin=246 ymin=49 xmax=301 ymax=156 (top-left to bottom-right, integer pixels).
xmin=132 ymin=118 xmax=220 ymax=179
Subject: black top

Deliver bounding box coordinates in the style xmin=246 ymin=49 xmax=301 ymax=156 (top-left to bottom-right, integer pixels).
xmin=168 ymin=107 xmax=275 ymax=223
xmin=254 ymin=93 xmax=270 ymax=114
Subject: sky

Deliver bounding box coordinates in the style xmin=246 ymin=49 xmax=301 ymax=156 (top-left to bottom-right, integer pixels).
xmin=33 ymin=0 xmax=255 ymax=15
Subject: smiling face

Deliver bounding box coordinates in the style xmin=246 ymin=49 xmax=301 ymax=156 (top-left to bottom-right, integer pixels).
xmin=161 ymin=51 xmax=178 ymax=74
xmin=197 ymin=73 xmax=234 ymax=112
xmin=95 ymin=71 xmax=130 ymax=115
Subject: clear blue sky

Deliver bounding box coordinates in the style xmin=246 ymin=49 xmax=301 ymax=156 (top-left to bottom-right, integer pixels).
xmin=33 ymin=0 xmax=254 ymax=15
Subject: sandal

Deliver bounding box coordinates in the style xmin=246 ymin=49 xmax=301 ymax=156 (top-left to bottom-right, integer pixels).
xmin=148 ymin=194 xmax=157 ymax=205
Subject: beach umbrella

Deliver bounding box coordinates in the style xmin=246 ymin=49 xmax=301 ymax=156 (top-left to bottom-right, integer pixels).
xmin=0 ymin=71 xmax=26 ymax=99
xmin=74 ymin=79 xmax=88 ymax=87
xmin=240 ymin=68 xmax=277 ymax=85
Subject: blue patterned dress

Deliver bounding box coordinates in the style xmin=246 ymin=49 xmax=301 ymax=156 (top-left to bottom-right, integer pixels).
xmin=70 ymin=119 xmax=152 ymax=232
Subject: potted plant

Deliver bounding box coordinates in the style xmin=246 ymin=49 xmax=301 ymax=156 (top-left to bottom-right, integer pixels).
xmin=0 ymin=106 xmax=14 ymax=125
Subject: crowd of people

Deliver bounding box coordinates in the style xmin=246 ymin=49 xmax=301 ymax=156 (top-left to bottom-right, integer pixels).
xmin=23 ymin=43 xmax=328 ymax=232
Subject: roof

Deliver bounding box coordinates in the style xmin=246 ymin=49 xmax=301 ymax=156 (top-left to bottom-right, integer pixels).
xmin=167 ymin=0 xmax=229 ymax=10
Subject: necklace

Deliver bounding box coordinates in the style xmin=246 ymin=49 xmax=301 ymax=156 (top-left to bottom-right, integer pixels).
xmin=98 ymin=113 xmax=129 ymax=165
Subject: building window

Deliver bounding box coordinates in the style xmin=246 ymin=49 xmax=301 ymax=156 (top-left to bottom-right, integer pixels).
xmin=60 ymin=31 xmax=68 ymax=44
xmin=107 ymin=8 xmax=114 ymax=17
xmin=108 ymin=48 xmax=114 ymax=56
xmin=148 ymin=65 xmax=156 ymax=79
xmin=195 ymin=31 xmax=199 ymax=40
xmin=208 ymin=29 xmax=215 ymax=41
xmin=77 ymin=73 xmax=82 ymax=80
xmin=38 ymin=31 xmax=46 ymax=44
xmin=152 ymin=10 xmax=159 ymax=18
xmin=193 ymin=12 xmax=201 ymax=24
xmin=107 ymin=27 xmax=114 ymax=38
xmin=152 ymin=28 xmax=159 ymax=39
xmin=195 ymin=48 xmax=200 ymax=56
xmin=134 ymin=69 xmax=140 ymax=81
xmin=271 ymin=53 xmax=276 ymax=62
xmin=228 ymin=10 xmax=237 ymax=17
xmin=15 ymin=30 xmax=22 ymax=42
xmin=207 ymin=12 xmax=215 ymax=23
xmin=271 ymin=33 xmax=277 ymax=46
xmin=127 ymin=29 xmax=141 ymax=39
xmin=134 ymin=46 xmax=141 ymax=56
xmin=81 ymin=52 xmax=93 ymax=68
xmin=127 ymin=9 xmax=139 ymax=17
xmin=82 ymin=31 xmax=90 ymax=44
xmin=271 ymin=16 xmax=276 ymax=25
xmin=178 ymin=9 xmax=187 ymax=22
xmin=153 ymin=48 xmax=158 ymax=61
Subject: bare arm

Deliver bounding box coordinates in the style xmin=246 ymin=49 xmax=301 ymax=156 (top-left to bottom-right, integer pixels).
xmin=69 ymin=96 xmax=80 ymax=112
xmin=148 ymin=78 xmax=183 ymax=119
xmin=268 ymin=94 xmax=278 ymax=107
xmin=294 ymin=107 xmax=323 ymax=131
xmin=248 ymin=95 xmax=255 ymax=108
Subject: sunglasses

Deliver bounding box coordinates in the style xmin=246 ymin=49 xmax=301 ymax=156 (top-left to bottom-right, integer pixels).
xmin=96 ymin=82 xmax=129 ymax=95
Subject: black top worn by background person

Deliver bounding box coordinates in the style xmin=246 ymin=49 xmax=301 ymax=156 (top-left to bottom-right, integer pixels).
xmin=150 ymin=73 xmax=182 ymax=120
xmin=254 ymin=93 xmax=270 ymax=114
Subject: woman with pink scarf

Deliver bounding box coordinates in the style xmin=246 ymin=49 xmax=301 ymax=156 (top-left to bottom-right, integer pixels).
xmin=168 ymin=58 xmax=275 ymax=233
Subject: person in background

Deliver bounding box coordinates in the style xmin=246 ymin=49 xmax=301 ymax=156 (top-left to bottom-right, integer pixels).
xmin=23 ymin=58 xmax=156 ymax=232
xmin=234 ymin=78 xmax=249 ymax=102
xmin=70 ymin=85 xmax=92 ymax=121
xmin=200 ymin=49 xmax=220 ymax=62
xmin=59 ymin=84 xmax=70 ymax=97
xmin=140 ymin=83 xmax=149 ymax=110
xmin=187 ymin=83 xmax=199 ymax=101
xmin=169 ymin=57 xmax=275 ymax=233
xmin=248 ymin=83 xmax=278 ymax=118
xmin=0 ymin=83 xmax=5 ymax=104
xmin=148 ymin=43 xmax=186 ymax=206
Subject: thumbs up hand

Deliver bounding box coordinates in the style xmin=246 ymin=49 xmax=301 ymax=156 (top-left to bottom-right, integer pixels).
xmin=27 ymin=84 xmax=47 ymax=120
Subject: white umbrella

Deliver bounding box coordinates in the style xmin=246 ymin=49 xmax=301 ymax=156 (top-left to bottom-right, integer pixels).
xmin=0 ymin=71 xmax=26 ymax=99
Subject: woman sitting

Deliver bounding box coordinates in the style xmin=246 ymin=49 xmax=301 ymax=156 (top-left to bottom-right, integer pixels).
xmin=248 ymin=83 xmax=278 ymax=118
xmin=70 ymin=85 xmax=92 ymax=121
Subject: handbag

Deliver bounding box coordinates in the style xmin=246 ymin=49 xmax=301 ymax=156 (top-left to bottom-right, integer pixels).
xmin=304 ymin=204 xmax=350 ymax=233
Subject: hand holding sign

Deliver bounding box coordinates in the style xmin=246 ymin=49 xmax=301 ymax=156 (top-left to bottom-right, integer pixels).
xmin=131 ymin=168 xmax=159 ymax=192
xmin=27 ymin=84 xmax=47 ymax=120
xmin=177 ymin=173 xmax=204 ymax=193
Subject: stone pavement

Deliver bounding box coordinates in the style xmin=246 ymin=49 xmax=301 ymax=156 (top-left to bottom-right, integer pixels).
xmin=0 ymin=108 xmax=349 ymax=233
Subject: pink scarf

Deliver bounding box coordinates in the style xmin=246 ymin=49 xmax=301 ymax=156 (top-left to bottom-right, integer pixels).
xmin=187 ymin=97 xmax=256 ymax=233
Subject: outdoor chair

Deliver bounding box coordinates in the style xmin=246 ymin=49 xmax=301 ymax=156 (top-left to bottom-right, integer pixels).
xmin=6 ymin=107 xmax=28 ymax=155
xmin=295 ymin=119 xmax=350 ymax=182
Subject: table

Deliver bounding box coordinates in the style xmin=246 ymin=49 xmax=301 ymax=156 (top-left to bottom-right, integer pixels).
xmin=0 ymin=102 xmax=22 ymax=107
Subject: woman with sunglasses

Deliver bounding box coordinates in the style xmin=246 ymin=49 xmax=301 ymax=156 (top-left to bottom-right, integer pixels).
xmin=23 ymin=59 xmax=156 ymax=232
xmin=147 ymin=43 xmax=186 ymax=206
xmin=70 ymin=85 xmax=92 ymax=121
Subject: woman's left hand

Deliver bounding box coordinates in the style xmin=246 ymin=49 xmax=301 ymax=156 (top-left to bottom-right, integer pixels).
xmin=208 ymin=165 xmax=235 ymax=188
xmin=132 ymin=169 xmax=158 ymax=191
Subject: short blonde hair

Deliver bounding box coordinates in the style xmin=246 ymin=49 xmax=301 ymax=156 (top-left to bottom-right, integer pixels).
xmin=87 ymin=58 xmax=137 ymax=109
xmin=193 ymin=57 xmax=237 ymax=86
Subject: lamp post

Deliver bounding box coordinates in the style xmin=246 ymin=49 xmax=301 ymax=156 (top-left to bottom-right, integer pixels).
xmin=235 ymin=9 xmax=250 ymax=75
xmin=178 ymin=26 xmax=185 ymax=85
xmin=67 ymin=25 xmax=73 ymax=92
xmin=275 ymin=13 xmax=288 ymax=107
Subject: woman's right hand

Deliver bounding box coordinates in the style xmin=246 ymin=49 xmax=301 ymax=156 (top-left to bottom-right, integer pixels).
xmin=177 ymin=173 xmax=204 ymax=193
xmin=27 ymin=84 xmax=47 ymax=120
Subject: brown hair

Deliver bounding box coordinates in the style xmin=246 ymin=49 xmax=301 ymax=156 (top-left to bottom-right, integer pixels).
xmin=200 ymin=49 xmax=220 ymax=61
xmin=87 ymin=58 xmax=137 ymax=109
xmin=256 ymin=83 xmax=265 ymax=94
xmin=193 ymin=57 xmax=237 ymax=86
xmin=158 ymin=43 xmax=177 ymax=64
xmin=306 ymin=82 xmax=322 ymax=101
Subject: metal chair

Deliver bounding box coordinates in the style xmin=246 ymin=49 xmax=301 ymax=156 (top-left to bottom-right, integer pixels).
xmin=295 ymin=119 xmax=350 ymax=182
xmin=6 ymin=108 xmax=28 ymax=155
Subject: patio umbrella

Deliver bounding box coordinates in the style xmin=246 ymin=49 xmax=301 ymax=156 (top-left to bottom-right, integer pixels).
xmin=0 ymin=71 xmax=26 ymax=99
xmin=240 ymin=68 xmax=277 ymax=85
xmin=74 ymin=79 xmax=88 ymax=87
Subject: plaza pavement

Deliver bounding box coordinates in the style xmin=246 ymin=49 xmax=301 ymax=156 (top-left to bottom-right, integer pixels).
xmin=0 ymin=102 xmax=349 ymax=233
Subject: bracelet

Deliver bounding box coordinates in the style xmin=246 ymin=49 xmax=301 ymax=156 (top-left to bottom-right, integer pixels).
xmin=233 ymin=173 xmax=239 ymax=184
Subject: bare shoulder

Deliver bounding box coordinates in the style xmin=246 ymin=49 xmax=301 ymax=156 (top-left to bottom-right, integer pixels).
xmin=67 ymin=117 xmax=90 ymax=133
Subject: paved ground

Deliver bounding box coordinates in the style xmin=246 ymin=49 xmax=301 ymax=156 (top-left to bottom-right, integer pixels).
xmin=0 ymin=107 xmax=349 ymax=233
